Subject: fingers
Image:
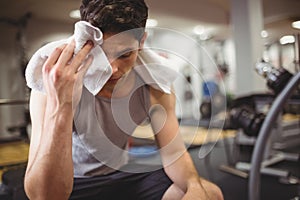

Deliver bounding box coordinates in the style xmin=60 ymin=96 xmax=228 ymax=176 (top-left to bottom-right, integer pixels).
xmin=44 ymin=40 xmax=93 ymax=74
xmin=42 ymin=44 xmax=67 ymax=73
xmin=71 ymin=41 xmax=94 ymax=73
xmin=56 ymin=40 xmax=76 ymax=66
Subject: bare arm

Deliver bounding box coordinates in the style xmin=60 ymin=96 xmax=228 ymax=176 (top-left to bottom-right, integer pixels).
xmin=24 ymin=41 xmax=93 ymax=200
xmin=150 ymin=87 xmax=215 ymax=199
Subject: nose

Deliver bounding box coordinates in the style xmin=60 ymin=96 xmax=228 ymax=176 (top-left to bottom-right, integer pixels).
xmin=110 ymin=59 xmax=119 ymax=74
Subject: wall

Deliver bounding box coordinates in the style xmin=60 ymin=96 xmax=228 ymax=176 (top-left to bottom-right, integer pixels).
xmin=0 ymin=18 xmax=73 ymax=137
xmin=146 ymin=28 xmax=235 ymax=119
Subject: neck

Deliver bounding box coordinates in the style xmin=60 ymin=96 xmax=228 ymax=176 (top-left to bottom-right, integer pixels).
xmin=96 ymin=70 xmax=137 ymax=99
xmin=96 ymin=88 xmax=113 ymax=98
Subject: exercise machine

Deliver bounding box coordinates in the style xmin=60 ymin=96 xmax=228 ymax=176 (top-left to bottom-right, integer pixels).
xmin=219 ymin=61 xmax=300 ymax=199
xmin=249 ymin=71 xmax=300 ymax=200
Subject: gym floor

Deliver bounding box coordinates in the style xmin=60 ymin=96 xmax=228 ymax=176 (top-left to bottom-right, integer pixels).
xmin=188 ymin=141 xmax=300 ymax=200
xmin=0 ymin=131 xmax=299 ymax=200
xmin=129 ymin=137 xmax=300 ymax=200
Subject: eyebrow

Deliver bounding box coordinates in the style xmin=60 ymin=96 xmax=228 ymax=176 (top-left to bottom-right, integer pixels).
xmin=116 ymin=47 xmax=135 ymax=56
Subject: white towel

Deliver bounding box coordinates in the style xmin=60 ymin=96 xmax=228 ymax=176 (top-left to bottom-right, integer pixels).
xmin=135 ymin=49 xmax=178 ymax=93
xmin=25 ymin=21 xmax=178 ymax=95
xmin=25 ymin=21 xmax=112 ymax=95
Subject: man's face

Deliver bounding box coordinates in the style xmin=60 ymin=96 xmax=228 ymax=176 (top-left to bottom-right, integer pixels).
xmin=101 ymin=32 xmax=143 ymax=92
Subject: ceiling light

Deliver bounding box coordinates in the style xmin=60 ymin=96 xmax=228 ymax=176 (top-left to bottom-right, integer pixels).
xmin=292 ymin=20 xmax=300 ymax=29
xmin=146 ymin=19 xmax=158 ymax=27
xmin=279 ymin=35 xmax=295 ymax=45
xmin=193 ymin=25 xmax=205 ymax=35
xmin=69 ymin=9 xmax=81 ymax=19
xmin=261 ymin=30 xmax=268 ymax=38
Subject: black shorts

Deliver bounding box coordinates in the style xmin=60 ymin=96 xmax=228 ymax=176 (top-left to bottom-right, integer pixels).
xmin=69 ymin=164 xmax=173 ymax=200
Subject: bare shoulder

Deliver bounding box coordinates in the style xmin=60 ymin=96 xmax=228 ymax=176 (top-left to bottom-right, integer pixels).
xmin=149 ymin=87 xmax=176 ymax=110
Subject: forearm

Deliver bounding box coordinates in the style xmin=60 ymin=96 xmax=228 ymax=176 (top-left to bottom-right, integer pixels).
xmin=25 ymin=103 xmax=74 ymax=200
xmin=151 ymin=88 xmax=222 ymax=199
xmin=163 ymin=151 xmax=203 ymax=193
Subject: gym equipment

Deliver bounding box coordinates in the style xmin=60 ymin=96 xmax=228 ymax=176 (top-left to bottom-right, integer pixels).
xmin=230 ymin=105 xmax=265 ymax=137
xmin=255 ymin=60 xmax=294 ymax=95
xmin=200 ymin=81 xmax=227 ymax=119
xmin=0 ymin=13 xmax=31 ymax=143
xmin=0 ymin=165 xmax=28 ymax=200
xmin=0 ymin=99 xmax=30 ymax=200
xmin=249 ymin=71 xmax=300 ymax=200
xmin=0 ymin=99 xmax=30 ymax=143
xmin=0 ymin=99 xmax=28 ymax=106
xmin=0 ymin=99 xmax=30 ymax=199
xmin=219 ymin=60 xmax=300 ymax=199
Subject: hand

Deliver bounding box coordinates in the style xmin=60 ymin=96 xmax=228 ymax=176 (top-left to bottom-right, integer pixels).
xmin=182 ymin=185 xmax=210 ymax=200
xmin=182 ymin=179 xmax=224 ymax=200
xmin=42 ymin=40 xmax=93 ymax=112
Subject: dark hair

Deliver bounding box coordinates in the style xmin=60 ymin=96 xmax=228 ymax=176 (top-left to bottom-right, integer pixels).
xmin=80 ymin=0 xmax=148 ymax=40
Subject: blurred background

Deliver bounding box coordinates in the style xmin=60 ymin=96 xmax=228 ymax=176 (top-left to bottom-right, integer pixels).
xmin=0 ymin=1 xmax=299 ymax=200
xmin=0 ymin=0 xmax=300 ymax=136
xmin=0 ymin=0 xmax=299 ymax=138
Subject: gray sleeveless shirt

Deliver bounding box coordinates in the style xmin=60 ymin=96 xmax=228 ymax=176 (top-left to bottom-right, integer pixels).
xmin=72 ymin=72 xmax=151 ymax=177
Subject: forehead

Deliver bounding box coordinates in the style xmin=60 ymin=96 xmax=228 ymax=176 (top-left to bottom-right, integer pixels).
xmin=101 ymin=32 xmax=139 ymax=54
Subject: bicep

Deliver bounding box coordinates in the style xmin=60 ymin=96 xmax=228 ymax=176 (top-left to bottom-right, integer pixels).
xmin=149 ymin=88 xmax=186 ymax=156
xmin=27 ymin=90 xmax=47 ymax=167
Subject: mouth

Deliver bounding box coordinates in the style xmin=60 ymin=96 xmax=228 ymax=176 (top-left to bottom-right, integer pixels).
xmin=108 ymin=76 xmax=122 ymax=83
xmin=107 ymin=71 xmax=131 ymax=85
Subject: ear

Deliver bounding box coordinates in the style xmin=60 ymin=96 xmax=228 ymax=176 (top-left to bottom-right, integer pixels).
xmin=139 ymin=32 xmax=148 ymax=50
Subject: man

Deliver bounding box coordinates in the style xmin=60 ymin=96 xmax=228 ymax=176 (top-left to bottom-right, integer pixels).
xmin=24 ymin=0 xmax=223 ymax=199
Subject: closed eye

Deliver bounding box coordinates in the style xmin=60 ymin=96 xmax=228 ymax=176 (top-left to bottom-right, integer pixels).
xmin=118 ymin=51 xmax=132 ymax=59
